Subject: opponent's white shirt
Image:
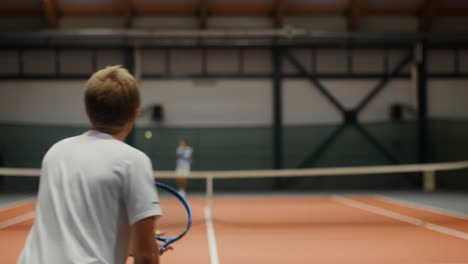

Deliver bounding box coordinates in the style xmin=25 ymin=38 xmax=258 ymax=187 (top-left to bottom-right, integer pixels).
xmin=176 ymin=146 xmax=192 ymax=172
xmin=18 ymin=130 xmax=162 ymax=264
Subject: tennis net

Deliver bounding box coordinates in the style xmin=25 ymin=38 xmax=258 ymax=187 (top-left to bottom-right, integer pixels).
xmin=1 ymin=160 xmax=468 ymax=211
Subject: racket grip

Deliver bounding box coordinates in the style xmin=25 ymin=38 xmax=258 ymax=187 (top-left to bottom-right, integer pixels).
xmin=159 ymin=245 xmax=165 ymax=255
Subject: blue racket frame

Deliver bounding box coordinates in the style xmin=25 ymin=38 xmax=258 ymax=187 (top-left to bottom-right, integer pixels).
xmin=154 ymin=182 xmax=192 ymax=254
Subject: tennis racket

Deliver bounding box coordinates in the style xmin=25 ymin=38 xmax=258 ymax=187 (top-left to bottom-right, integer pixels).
xmin=154 ymin=182 xmax=192 ymax=254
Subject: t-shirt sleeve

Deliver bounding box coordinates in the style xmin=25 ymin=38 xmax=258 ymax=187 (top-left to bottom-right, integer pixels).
xmin=124 ymin=153 xmax=162 ymax=225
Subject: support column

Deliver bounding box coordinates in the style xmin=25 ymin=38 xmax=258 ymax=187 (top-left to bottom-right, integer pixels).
xmin=417 ymin=42 xmax=428 ymax=162
xmin=125 ymin=46 xmax=136 ymax=147
xmin=0 ymin=147 xmax=4 ymax=191
xmin=272 ymin=47 xmax=283 ymax=170
xmin=416 ymin=42 xmax=431 ymax=190
xmin=423 ymin=171 xmax=435 ymax=192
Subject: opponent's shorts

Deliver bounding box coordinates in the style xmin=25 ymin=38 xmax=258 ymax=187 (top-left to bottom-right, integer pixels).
xmin=175 ymin=165 xmax=190 ymax=177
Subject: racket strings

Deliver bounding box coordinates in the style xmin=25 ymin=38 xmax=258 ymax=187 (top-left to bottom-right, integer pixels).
xmin=156 ymin=188 xmax=189 ymax=238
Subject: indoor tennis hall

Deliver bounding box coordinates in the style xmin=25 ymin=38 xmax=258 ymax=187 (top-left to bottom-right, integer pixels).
xmin=1 ymin=0 xmax=468 ymax=263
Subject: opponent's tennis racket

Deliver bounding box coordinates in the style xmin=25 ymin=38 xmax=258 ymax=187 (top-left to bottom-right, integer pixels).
xmin=154 ymin=182 xmax=192 ymax=254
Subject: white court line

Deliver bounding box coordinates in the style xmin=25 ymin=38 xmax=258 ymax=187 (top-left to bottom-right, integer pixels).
xmin=0 ymin=212 xmax=35 ymax=229
xmin=204 ymin=206 xmax=220 ymax=264
xmin=334 ymin=196 xmax=468 ymax=241
xmin=0 ymin=198 xmax=35 ymax=212
xmin=374 ymin=195 xmax=468 ymax=219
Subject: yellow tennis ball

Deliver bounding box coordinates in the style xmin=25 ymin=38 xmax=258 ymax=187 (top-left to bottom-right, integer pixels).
xmin=154 ymin=229 xmax=160 ymax=236
xmin=144 ymin=130 xmax=152 ymax=140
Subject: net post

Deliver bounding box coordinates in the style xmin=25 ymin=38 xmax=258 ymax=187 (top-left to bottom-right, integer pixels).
xmin=206 ymin=174 xmax=214 ymax=211
xmin=423 ymin=170 xmax=435 ymax=192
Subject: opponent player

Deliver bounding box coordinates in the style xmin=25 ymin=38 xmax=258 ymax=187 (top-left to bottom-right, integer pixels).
xmin=18 ymin=66 xmax=163 ymax=264
xmin=175 ymin=140 xmax=193 ymax=197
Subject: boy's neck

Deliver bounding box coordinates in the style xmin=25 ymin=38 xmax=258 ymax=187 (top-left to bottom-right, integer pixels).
xmin=92 ymin=125 xmax=130 ymax=142
xmin=112 ymin=130 xmax=128 ymax=141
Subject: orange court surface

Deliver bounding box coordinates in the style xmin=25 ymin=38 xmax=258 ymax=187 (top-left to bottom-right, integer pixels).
xmin=1 ymin=194 xmax=468 ymax=264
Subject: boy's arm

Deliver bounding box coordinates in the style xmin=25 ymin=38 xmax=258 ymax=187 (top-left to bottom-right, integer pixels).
xmin=131 ymin=216 xmax=159 ymax=264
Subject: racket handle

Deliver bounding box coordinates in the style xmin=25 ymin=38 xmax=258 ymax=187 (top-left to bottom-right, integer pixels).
xmin=159 ymin=245 xmax=165 ymax=255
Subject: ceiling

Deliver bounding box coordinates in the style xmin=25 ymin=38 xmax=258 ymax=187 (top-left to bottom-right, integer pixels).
xmin=0 ymin=0 xmax=467 ymax=31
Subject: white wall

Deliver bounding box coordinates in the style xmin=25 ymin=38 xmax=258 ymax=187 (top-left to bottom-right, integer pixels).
xmin=0 ymin=79 xmax=466 ymax=126
xmin=2 ymin=77 xmax=464 ymax=126
xmin=138 ymin=80 xmax=272 ymax=126
xmin=429 ymin=80 xmax=468 ymax=119
xmin=0 ymin=48 xmax=467 ymax=126
xmin=0 ymin=81 xmax=87 ymax=125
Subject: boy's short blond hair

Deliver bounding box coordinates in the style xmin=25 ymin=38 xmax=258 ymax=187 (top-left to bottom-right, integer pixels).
xmin=85 ymin=65 xmax=140 ymax=134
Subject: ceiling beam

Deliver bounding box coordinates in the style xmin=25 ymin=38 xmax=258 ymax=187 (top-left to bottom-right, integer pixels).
xmin=61 ymin=6 xmax=121 ymax=16
xmin=122 ymin=0 xmax=132 ymax=28
xmin=135 ymin=4 xmax=197 ymax=16
xmin=364 ymin=6 xmax=419 ymax=16
xmin=274 ymin=0 xmax=285 ymax=28
xmin=209 ymin=4 xmax=272 ymax=15
xmin=42 ymin=0 xmax=59 ymax=28
xmin=440 ymin=7 xmax=468 ymax=16
xmin=419 ymin=0 xmax=439 ymax=32
xmin=285 ymin=5 xmax=345 ymax=16
xmin=54 ymin=3 xmax=468 ymax=18
xmin=0 ymin=6 xmax=41 ymax=16
xmin=199 ymin=0 xmax=207 ymax=29
xmin=348 ymin=0 xmax=364 ymax=31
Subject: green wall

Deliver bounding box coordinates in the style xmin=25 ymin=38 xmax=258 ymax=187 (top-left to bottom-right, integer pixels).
xmin=1 ymin=120 xmax=467 ymax=192
xmin=134 ymin=127 xmax=273 ymax=171
xmin=429 ymin=119 xmax=468 ymax=190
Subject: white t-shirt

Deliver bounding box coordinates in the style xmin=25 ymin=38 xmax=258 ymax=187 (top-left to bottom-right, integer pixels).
xmin=18 ymin=130 xmax=162 ymax=264
xmin=176 ymin=146 xmax=192 ymax=172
